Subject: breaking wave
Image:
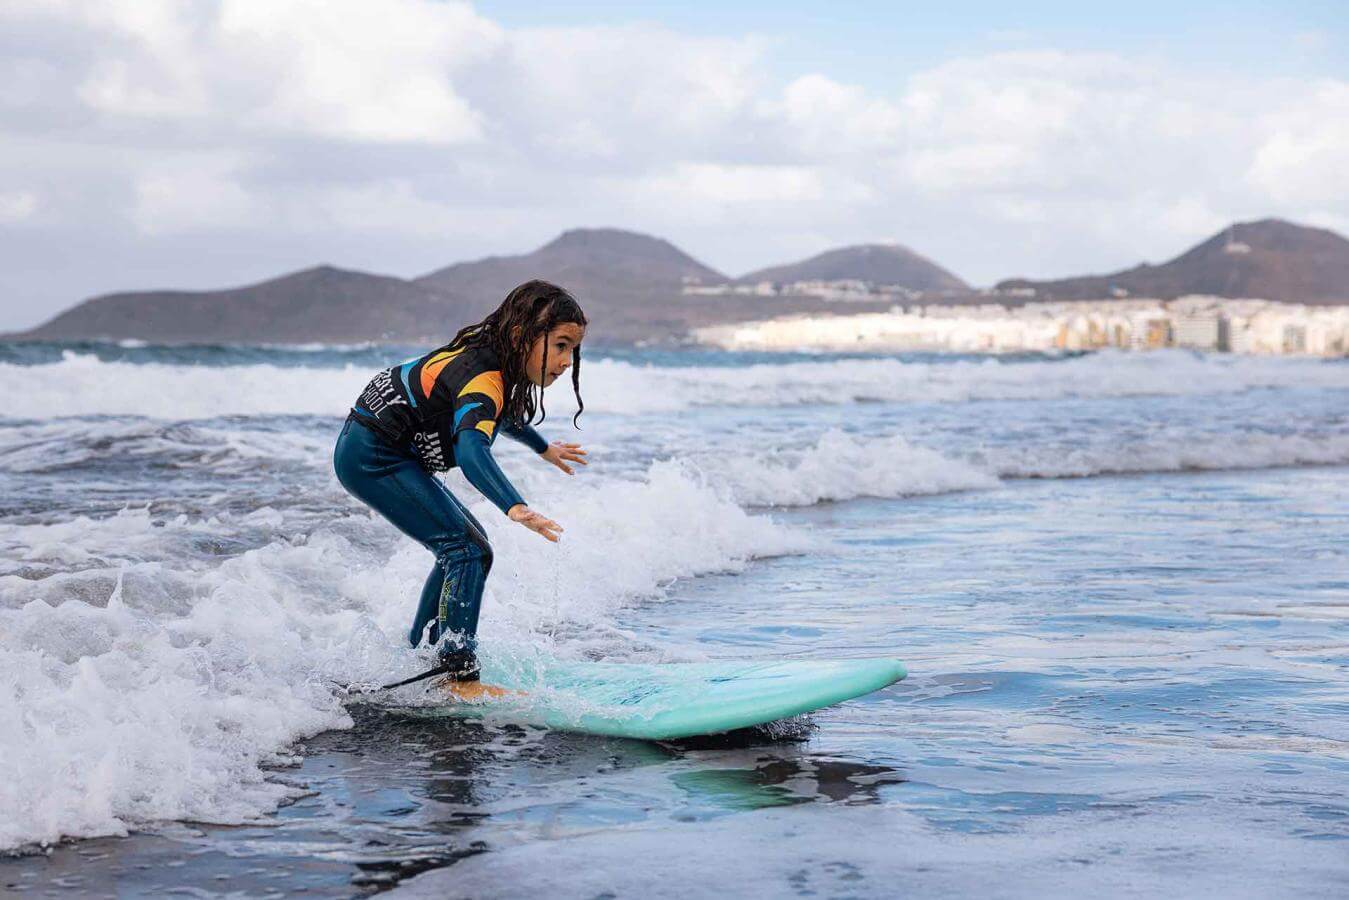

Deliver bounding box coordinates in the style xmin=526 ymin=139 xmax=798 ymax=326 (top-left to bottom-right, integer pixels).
xmin=693 ymin=429 xmax=1349 ymax=507
xmin=2 ymin=349 xmax=1344 ymax=420
xmin=0 ymin=462 xmax=807 ymax=850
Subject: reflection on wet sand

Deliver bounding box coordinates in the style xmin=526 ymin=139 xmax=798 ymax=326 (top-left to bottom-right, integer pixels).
xmin=672 ymin=757 xmax=906 ymax=812
xmin=2 ymin=705 xmax=896 ymax=896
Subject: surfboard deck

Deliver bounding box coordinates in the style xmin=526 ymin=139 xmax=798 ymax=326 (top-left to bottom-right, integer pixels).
xmin=390 ymin=657 xmax=906 ymax=741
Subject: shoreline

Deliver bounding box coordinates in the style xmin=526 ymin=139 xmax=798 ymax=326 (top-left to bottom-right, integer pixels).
xmin=693 ymin=296 xmax=1349 ymax=357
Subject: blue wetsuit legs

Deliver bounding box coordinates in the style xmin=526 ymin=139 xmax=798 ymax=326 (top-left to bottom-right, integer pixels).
xmin=414 ymin=490 xmax=492 ymax=651
xmin=333 ymin=417 xmax=493 ymax=654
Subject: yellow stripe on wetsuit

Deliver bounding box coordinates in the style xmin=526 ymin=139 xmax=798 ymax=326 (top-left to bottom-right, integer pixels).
xmin=460 ymin=371 xmax=505 ymax=413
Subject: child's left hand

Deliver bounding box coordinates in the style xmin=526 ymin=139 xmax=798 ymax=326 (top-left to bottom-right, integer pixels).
xmin=541 ymin=441 xmax=588 ymax=475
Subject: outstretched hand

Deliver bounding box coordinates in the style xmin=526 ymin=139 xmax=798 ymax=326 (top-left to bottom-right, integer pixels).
xmin=507 ymin=504 xmax=563 ymax=542
xmin=541 ymin=441 xmax=588 ymax=475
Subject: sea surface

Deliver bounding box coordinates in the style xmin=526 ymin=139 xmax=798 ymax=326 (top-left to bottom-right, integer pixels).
xmin=1 ymin=341 xmax=1347 ymax=898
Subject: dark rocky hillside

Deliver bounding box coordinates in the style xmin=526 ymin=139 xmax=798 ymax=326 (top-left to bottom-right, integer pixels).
xmin=18 ymin=266 xmax=466 ymax=344
xmin=996 ymin=219 xmax=1349 ymax=304
xmin=739 ymin=243 xmax=968 ymax=291
xmin=415 ymin=228 xmax=742 ymax=339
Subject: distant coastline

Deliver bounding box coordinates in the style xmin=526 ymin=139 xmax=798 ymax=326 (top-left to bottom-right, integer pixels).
xmin=693 ymin=295 xmax=1349 ymax=357
xmin=9 ymin=218 xmax=1348 ymax=347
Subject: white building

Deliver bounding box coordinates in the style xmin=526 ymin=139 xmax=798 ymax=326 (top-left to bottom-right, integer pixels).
xmin=1174 ymin=314 xmax=1221 ymax=350
xmin=692 ymin=295 xmax=1348 ymax=357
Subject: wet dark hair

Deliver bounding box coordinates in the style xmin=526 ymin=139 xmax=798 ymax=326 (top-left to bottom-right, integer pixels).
xmin=445 ymin=280 xmax=586 ymax=428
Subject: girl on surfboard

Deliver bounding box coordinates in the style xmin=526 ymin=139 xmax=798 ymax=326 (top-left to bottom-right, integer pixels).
xmin=333 ymin=280 xmax=588 ymax=683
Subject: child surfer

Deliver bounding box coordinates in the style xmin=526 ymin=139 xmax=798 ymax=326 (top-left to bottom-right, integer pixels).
xmin=333 ymin=280 xmax=588 ymax=683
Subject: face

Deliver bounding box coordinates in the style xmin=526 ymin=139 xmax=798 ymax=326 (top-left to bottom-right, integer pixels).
xmin=526 ymin=322 xmax=585 ymax=387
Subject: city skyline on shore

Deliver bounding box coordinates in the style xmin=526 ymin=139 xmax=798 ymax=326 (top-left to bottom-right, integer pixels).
xmin=696 ymin=295 xmax=1349 ymax=357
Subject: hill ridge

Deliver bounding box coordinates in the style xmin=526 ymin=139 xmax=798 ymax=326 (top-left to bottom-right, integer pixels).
xmin=738 ymin=242 xmax=968 ymax=291
xmin=996 ymin=219 xmax=1349 ymax=304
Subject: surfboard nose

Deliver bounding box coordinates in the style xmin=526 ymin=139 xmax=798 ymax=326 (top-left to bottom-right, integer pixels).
xmin=880 ymin=658 xmax=907 ymax=682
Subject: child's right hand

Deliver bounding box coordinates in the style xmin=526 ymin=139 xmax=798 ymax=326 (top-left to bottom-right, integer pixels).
xmin=507 ymin=504 xmax=563 ymax=542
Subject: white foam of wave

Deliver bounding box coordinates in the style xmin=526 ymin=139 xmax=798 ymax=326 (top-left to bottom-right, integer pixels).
xmin=0 ymin=419 xmax=331 ymax=474
xmin=696 ymin=431 xmax=998 ymax=507
xmin=1 ymin=351 xmax=371 ymax=420
xmin=263 ymin=341 xmax=380 ymax=352
xmin=2 ymin=349 xmax=1344 ymax=420
xmin=1 ymin=506 xmax=228 ymax=573
xmin=574 ymin=351 xmax=1349 ymax=416
xmin=982 ymin=431 xmax=1349 ymax=480
xmin=350 ymin=461 xmax=811 ymax=672
xmin=687 ymin=429 xmax=1349 ymax=507
xmin=0 ymin=462 xmax=805 ymax=850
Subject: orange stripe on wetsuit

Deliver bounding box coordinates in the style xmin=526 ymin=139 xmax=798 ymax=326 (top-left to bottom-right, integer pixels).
xmin=419 ymin=348 xmax=463 ymax=399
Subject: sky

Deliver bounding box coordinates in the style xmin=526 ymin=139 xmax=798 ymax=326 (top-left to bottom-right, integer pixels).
xmin=1 ymin=0 xmax=1346 ymax=330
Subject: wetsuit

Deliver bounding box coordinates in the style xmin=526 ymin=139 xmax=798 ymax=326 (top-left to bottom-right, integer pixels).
xmin=332 ymin=343 xmax=549 ymax=668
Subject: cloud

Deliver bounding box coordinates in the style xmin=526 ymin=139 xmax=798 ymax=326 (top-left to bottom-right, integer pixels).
xmin=131 ymin=151 xmax=261 ymax=234
xmin=769 ymin=74 xmax=905 ymax=155
xmin=0 ymin=190 xmax=38 ymax=223
xmin=617 ymin=163 xmax=848 ymax=225
xmin=214 ymin=0 xmax=498 ymax=143
xmin=16 ymin=0 xmax=496 ymax=142
xmin=1246 ymin=80 xmax=1349 ymax=206
xmin=0 ymin=2 xmax=1345 ymax=329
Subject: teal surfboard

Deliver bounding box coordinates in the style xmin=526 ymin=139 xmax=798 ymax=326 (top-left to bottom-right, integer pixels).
xmin=389 ymin=657 xmax=906 ymax=741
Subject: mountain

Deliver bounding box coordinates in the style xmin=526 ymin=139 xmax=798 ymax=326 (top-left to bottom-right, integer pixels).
xmin=19 ymin=266 xmax=463 ymax=343
xmin=416 ymin=228 xmax=740 ymax=338
xmin=996 ymin=219 xmax=1349 ymax=304
xmin=417 ymin=226 xmax=909 ymax=341
xmin=738 ymin=243 xmax=968 ymax=291
xmin=421 ymin=228 xmax=727 ymax=295
xmin=15 ymin=229 xmax=858 ymax=345
xmin=14 ymin=228 xmax=971 ymax=346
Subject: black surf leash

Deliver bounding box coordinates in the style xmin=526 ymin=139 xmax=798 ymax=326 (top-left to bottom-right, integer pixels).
xmin=333 ymin=660 xmax=452 ymax=696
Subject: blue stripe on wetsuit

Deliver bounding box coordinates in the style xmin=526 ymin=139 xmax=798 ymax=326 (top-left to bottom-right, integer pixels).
xmin=453 ymin=401 xmax=482 ymax=431
xmin=398 ymin=360 xmax=419 ymax=408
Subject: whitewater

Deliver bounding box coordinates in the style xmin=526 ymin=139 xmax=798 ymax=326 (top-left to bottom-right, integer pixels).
xmin=2 ymin=342 xmax=1347 ymax=896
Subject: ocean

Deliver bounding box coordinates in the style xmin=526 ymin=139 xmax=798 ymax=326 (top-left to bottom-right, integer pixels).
xmin=1 ymin=341 xmax=1347 ymax=897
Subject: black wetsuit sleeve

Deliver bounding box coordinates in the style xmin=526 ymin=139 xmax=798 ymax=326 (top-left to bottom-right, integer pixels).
xmin=500 ymin=420 xmax=549 ymax=454
xmin=454 ymin=429 xmax=525 ymax=515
